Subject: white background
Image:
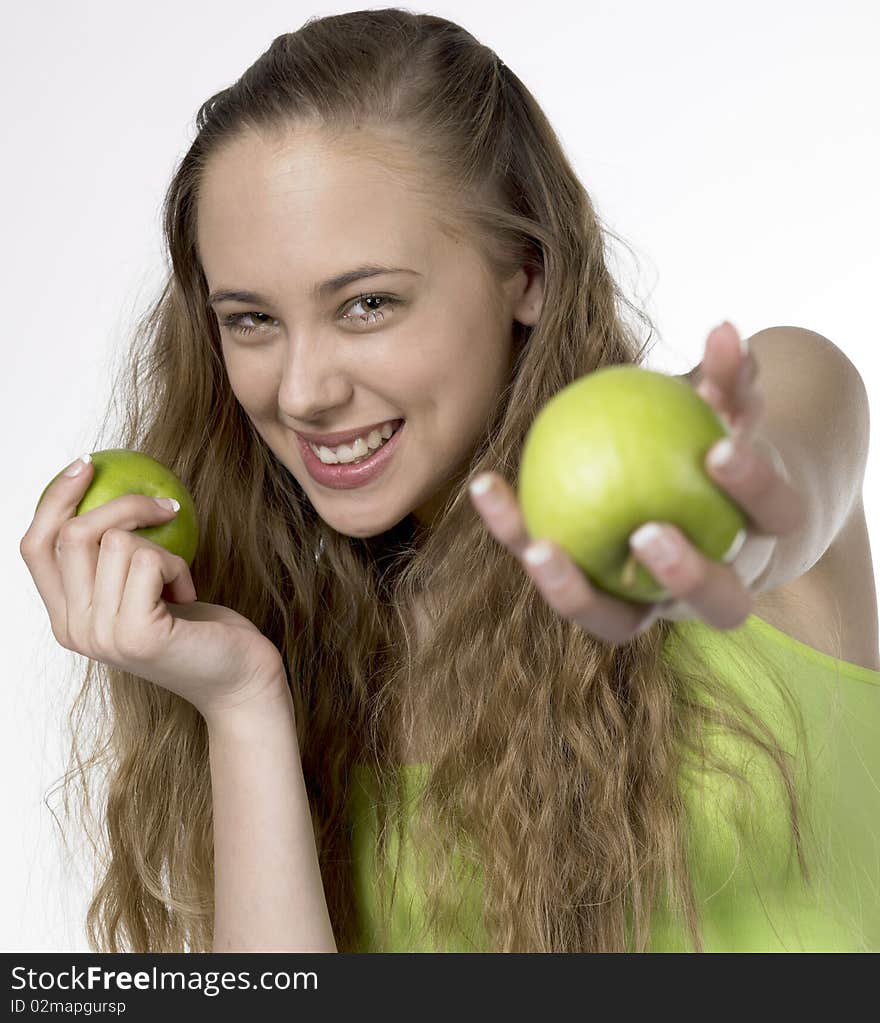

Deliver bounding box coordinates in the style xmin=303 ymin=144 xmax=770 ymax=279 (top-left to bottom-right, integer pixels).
xmin=3 ymin=0 xmax=878 ymax=950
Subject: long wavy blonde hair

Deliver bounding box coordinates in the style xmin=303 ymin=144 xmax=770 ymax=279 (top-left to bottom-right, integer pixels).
xmin=48 ymin=8 xmax=817 ymax=952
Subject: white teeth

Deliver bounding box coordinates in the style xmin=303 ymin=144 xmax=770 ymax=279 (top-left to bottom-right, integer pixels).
xmin=309 ymin=420 xmax=400 ymax=465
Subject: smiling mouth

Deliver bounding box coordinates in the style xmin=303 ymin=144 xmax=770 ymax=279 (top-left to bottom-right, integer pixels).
xmin=306 ymin=420 xmax=404 ymax=465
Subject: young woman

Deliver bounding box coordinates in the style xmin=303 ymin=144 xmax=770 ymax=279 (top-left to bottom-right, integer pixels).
xmin=20 ymin=10 xmax=878 ymax=953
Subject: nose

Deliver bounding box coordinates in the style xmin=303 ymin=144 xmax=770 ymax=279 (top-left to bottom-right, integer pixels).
xmin=277 ymin=334 xmax=355 ymax=424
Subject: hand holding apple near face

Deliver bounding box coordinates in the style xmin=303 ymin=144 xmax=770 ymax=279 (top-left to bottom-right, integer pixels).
xmin=20 ymin=449 xmax=288 ymax=725
xmin=469 ymin=321 xmax=807 ymax=644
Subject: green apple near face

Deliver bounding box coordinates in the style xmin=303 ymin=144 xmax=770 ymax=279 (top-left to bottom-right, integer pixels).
xmin=38 ymin=449 xmax=199 ymax=566
xmin=517 ymin=366 xmax=747 ymax=604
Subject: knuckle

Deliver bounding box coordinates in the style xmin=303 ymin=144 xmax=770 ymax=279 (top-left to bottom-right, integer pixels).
xmin=49 ymin=621 xmax=72 ymax=650
xmin=100 ymin=527 xmax=129 ymax=551
xmin=131 ymin=493 xmax=164 ymax=514
xmin=118 ymin=494 xmax=147 ymax=515
xmin=132 ymin=546 xmax=160 ymax=568
xmin=494 ymin=520 xmax=521 ymax=549
xmin=654 ymin=556 xmax=700 ymax=594
xmin=685 ymin=559 xmax=711 ymax=592
xmin=64 ymin=620 xmax=88 ymax=653
xmin=56 ymin=619 xmax=91 ymax=657
xmin=57 ymin=518 xmax=89 ymax=549
xmin=550 ymin=578 xmax=597 ymax=621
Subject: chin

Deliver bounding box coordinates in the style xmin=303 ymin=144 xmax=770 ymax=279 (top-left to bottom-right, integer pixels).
xmin=321 ymin=507 xmax=410 ymax=541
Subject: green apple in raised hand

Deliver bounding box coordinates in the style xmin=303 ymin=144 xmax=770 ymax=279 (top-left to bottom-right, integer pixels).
xmin=517 ymin=366 xmax=747 ymax=603
xmin=38 ymin=448 xmax=200 ymax=566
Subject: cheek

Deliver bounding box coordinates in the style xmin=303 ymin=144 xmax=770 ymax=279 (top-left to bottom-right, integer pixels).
xmin=444 ymin=332 xmax=509 ymax=405
xmin=428 ymin=357 xmax=505 ymax=453
xmin=223 ymin=350 xmax=276 ymax=414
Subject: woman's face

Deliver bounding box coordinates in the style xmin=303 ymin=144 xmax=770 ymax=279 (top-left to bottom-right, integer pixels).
xmin=197 ymin=127 xmax=543 ymax=537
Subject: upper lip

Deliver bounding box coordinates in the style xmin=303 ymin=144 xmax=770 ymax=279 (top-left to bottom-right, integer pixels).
xmin=294 ymin=418 xmax=403 ymax=448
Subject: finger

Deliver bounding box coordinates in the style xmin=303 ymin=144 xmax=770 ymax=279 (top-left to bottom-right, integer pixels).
xmin=629 ymin=522 xmax=753 ymax=630
xmin=19 ymin=455 xmax=97 ymax=644
xmin=117 ymin=547 xmax=192 ymax=639
xmin=469 ymin=473 xmax=657 ymax=643
xmin=694 ymin=323 xmax=761 ymax=439
xmin=92 ymin=529 xmax=137 ymax=626
xmin=704 ymin=434 xmax=806 ymax=538
xmin=696 ymin=373 xmax=763 ymax=440
xmin=92 ymin=527 xmax=196 ymax=628
xmin=469 ymin=473 xmax=533 ymax=557
xmin=521 ymin=538 xmax=662 ymax=643
xmin=696 ymin=321 xmax=748 ymax=394
xmin=56 ymin=494 xmax=181 ymax=629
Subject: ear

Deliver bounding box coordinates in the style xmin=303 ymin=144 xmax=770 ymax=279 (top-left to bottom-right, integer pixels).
xmin=507 ymin=265 xmax=545 ymax=327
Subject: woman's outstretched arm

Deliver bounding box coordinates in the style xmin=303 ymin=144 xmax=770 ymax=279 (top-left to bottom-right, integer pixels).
xmin=205 ymin=680 xmax=338 ymax=952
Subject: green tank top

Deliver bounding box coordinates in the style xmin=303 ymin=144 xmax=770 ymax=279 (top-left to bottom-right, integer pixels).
xmin=347 ymin=614 xmax=880 ymax=951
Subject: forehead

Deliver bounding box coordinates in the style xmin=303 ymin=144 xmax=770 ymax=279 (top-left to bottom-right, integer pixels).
xmin=196 ymin=129 xmax=436 ymax=280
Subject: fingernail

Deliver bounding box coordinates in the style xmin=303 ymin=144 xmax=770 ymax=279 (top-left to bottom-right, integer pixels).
xmin=470 ymin=474 xmax=504 ymax=510
xmin=525 ymin=541 xmax=568 ymax=586
xmin=708 ymin=438 xmax=747 ymax=479
xmin=630 ymin=523 xmax=679 ymax=567
xmin=63 ymin=452 xmax=92 ymax=477
xmin=154 ymin=497 xmax=180 ymax=512
xmin=524 ymin=540 xmax=553 ymax=566
xmin=469 ymin=474 xmax=494 ymax=497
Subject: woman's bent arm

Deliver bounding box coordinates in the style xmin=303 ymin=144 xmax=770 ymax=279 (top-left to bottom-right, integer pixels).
xmin=205 ymin=681 xmax=338 ymax=952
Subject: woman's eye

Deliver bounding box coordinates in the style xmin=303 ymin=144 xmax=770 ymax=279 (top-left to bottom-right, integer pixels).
xmin=341 ymin=293 xmax=400 ymax=326
xmin=219 ymin=311 xmax=276 ymax=337
xmin=219 ymin=293 xmax=400 ymax=337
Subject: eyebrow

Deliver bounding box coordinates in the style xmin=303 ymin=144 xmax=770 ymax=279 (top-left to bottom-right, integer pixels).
xmin=206 ymin=265 xmax=422 ymax=308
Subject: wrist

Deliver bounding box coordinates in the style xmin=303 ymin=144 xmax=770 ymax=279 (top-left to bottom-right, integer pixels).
xmin=202 ymin=672 xmax=294 ymax=736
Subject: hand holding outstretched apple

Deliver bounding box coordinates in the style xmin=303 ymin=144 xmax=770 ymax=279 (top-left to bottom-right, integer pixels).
xmin=20 ymin=452 xmax=288 ymax=724
xmin=469 ymin=321 xmax=807 ymax=644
